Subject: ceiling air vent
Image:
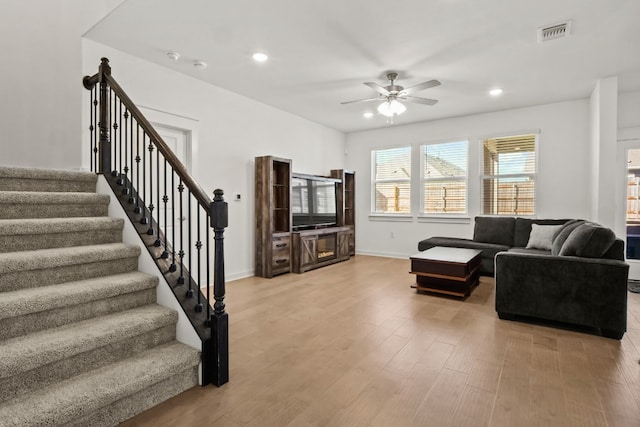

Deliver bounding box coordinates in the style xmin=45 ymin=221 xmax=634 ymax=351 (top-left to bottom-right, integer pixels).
xmin=537 ymin=20 xmax=572 ymax=42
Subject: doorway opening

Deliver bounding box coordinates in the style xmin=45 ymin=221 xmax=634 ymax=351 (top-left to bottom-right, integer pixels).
xmin=626 ymin=148 xmax=640 ymax=259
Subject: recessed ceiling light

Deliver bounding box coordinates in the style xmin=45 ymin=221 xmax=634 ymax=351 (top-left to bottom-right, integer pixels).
xmin=489 ymin=88 xmax=503 ymax=96
xmin=166 ymin=51 xmax=180 ymax=61
xmin=252 ymin=52 xmax=269 ymax=62
xmin=363 ymin=112 xmax=374 ymax=119
xmin=193 ymin=60 xmax=207 ymax=70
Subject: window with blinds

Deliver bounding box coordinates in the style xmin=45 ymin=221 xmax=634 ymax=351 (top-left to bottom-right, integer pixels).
xmin=371 ymin=146 xmax=411 ymax=213
xmin=421 ymin=140 xmax=468 ymax=214
xmin=481 ymin=134 xmax=537 ymax=215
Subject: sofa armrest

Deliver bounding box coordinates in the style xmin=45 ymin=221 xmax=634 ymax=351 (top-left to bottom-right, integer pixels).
xmin=495 ymin=252 xmax=628 ymax=334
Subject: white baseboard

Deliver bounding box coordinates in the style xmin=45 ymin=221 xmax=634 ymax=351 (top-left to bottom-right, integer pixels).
xmin=354 ymin=250 xmax=410 ymax=259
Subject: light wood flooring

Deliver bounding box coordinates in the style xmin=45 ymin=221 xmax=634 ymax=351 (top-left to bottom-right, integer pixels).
xmin=122 ymin=255 xmax=640 ymax=426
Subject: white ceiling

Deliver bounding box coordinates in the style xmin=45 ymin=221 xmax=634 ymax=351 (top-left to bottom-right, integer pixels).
xmin=85 ymin=0 xmax=640 ymax=133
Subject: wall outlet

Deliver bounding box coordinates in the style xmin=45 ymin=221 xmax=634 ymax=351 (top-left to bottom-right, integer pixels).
xmin=234 ymin=192 xmax=241 ymax=201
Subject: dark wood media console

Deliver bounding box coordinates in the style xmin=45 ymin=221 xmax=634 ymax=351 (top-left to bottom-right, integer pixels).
xmin=254 ymin=155 xmax=355 ymax=278
xmin=291 ymin=226 xmax=351 ymax=273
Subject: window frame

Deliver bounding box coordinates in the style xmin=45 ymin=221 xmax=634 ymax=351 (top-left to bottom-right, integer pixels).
xmin=370 ymin=145 xmax=413 ymax=216
xmin=479 ymin=132 xmax=538 ymax=217
xmin=419 ymin=139 xmax=469 ymax=217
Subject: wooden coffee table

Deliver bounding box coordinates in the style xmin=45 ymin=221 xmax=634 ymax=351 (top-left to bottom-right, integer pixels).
xmin=409 ymin=247 xmax=482 ymax=298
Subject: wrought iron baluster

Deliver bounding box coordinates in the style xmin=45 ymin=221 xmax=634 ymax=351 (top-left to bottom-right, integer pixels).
xmin=187 ymin=190 xmax=193 ymax=298
xmin=121 ymin=108 xmax=129 ymax=193
xmin=195 ymin=208 xmax=203 ymax=312
xmin=134 ymin=124 xmax=142 ymax=213
xmin=161 ymin=158 xmax=169 ymax=258
xmin=146 ymin=139 xmax=155 ymax=235
xmin=206 ymin=217 xmax=211 ymax=323
xmin=154 ymin=147 xmax=161 ymax=244
xmin=178 ymin=178 xmax=185 ymax=284
xmin=115 ymin=99 xmax=123 ymax=181
xmin=169 ymin=169 xmax=177 ymax=272
xmin=126 ymin=111 xmax=133 ymax=199
xmin=110 ymin=88 xmax=117 ymax=176
xmin=92 ymin=86 xmax=98 ymax=172
xmin=140 ymin=132 xmax=147 ymax=223
xmin=89 ymin=87 xmax=94 ymax=172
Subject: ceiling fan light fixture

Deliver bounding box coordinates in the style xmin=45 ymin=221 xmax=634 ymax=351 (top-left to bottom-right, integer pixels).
xmin=377 ymin=99 xmax=406 ymax=117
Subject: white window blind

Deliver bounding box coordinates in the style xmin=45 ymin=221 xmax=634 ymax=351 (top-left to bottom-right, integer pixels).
xmin=372 ymin=146 xmax=411 ymax=213
xmin=481 ymin=134 xmax=537 ymax=215
xmin=421 ymin=140 xmax=468 ymax=214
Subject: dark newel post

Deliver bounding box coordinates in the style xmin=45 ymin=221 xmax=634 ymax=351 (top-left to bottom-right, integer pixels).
xmin=98 ymin=58 xmax=112 ymax=174
xmin=204 ymin=189 xmax=229 ymax=386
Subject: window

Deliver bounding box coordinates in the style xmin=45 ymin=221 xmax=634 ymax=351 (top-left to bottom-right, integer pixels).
xmin=372 ymin=146 xmax=411 ymax=214
xmin=481 ymin=134 xmax=537 ymax=215
xmin=421 ymin=140 xmax=468 ymax=214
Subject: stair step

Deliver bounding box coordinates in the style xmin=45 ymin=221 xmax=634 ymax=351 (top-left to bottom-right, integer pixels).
xmin=0 ymin=191 xmax=109 ymax=219
xmin=0 ymin=271 xmax=158 ymax=341
xmin=0 ymin=342 xmax=200 ymax=427
xmin=0 ymin=243 xmax=141 ymax=293
xmin=0 ymin=166 xmax=97 ymax=193
xmin=0 ymin=304 xmax=177 ymax=403
xmin=0 ymin=217 xmax=124 ymax=253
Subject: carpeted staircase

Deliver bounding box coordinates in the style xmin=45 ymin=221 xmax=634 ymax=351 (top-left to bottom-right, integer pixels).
xmin=0 ymin=166 xmax=200 ymax=426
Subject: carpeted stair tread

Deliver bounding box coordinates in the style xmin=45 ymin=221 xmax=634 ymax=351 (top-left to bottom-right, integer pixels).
xmin=0 ymin=217 xmax=124 ymax=252
xmin=0 ymin=191 xmax=108 ymax=205
xmin=0 ymin=217 xmax=123 ymax=236
xmin=0 ymin=243 xmax=140 ymax=275
xmin=0 ymin=271 xmax=157 ymax=320
xmin=0 ymin=166 xmax=96 ymax=182
xmin=0 ymin=305 xmax=177 ymax=380
xmin=0 ymin=166 xmax=97 ymax=193
xmin=0 ymin=342 xmax=200 ymax=427
xmin=0 ymin=191 xmax=109 ymax=219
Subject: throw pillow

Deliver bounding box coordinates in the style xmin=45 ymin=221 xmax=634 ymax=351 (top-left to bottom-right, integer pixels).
xmin=559 ymin=223 xmax=617 ymax=258
xmin=551 ymin=219 xmax=585 ymax=255
xmin=526 ymin=224 xmax=563 ymax=251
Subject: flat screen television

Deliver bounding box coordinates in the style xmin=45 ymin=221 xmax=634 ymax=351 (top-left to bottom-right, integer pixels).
xmin=291 ymin=174 xmax=338 ymax=230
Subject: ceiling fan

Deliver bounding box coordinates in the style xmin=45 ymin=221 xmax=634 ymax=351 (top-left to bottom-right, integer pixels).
xmin=341 ymin=72 xmax=441 ymax=117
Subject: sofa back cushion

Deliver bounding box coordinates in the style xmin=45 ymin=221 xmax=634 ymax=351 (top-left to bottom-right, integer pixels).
xmin=551 ymin=219 xmax=585 ymax=255
xmin=513 ymin=218 xmax=569 ymax=248
xmin=473 ymin=216 xmax=515 ymax=246
xmin=559 ymin=223 xmax=617 ymax=258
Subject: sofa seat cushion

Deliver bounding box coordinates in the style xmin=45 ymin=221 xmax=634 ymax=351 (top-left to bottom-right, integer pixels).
xmin=418 ymin=237 xmax=509 ymax=254
xmin=559 ymin=223 xmax=617 ymax=258
xmin=474 ymin=216 xmax=515 ymax=246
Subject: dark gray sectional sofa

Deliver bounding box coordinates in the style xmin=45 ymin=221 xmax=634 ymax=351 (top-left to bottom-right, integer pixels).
xmin=417 ymin=216 xmax=629 ymax=339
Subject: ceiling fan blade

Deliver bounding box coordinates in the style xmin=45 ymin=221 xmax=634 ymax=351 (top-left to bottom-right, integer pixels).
xmin=399 ymin=79 xmax=441 ymax=96
xmin=403 ymin=96 xmax=438 ymax=106
xmin=364 ymin=82 xmax=390 ymax=96
xmin=340 ymin=97 xmax=382 ymax=105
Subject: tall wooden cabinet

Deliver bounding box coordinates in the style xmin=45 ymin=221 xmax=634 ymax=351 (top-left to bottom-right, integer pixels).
xmin=255 ymin=157 xmax=355 ymax=278
xmin=255 ymin=156 xmax=292 ymax=278
xmin=331 ymin=169 xmax=356 ymax=256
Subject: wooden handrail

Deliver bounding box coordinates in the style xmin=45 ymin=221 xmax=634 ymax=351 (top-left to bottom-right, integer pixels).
xmin=83 ymin=58 xmax=212 ymax=211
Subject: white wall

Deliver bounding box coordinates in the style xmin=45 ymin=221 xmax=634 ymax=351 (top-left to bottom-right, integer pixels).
xmin=619 ymin=90 xmax=640 ymax=140
xmin=0 ymin=0 xmax=122 ymax=169
xmin=589 ymin=78 xmax=618 ymax=228
xmin=82 ymin=40 xmax=346 ymax=280
xmin=345 ymin=99 xmax=592 ymax=258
